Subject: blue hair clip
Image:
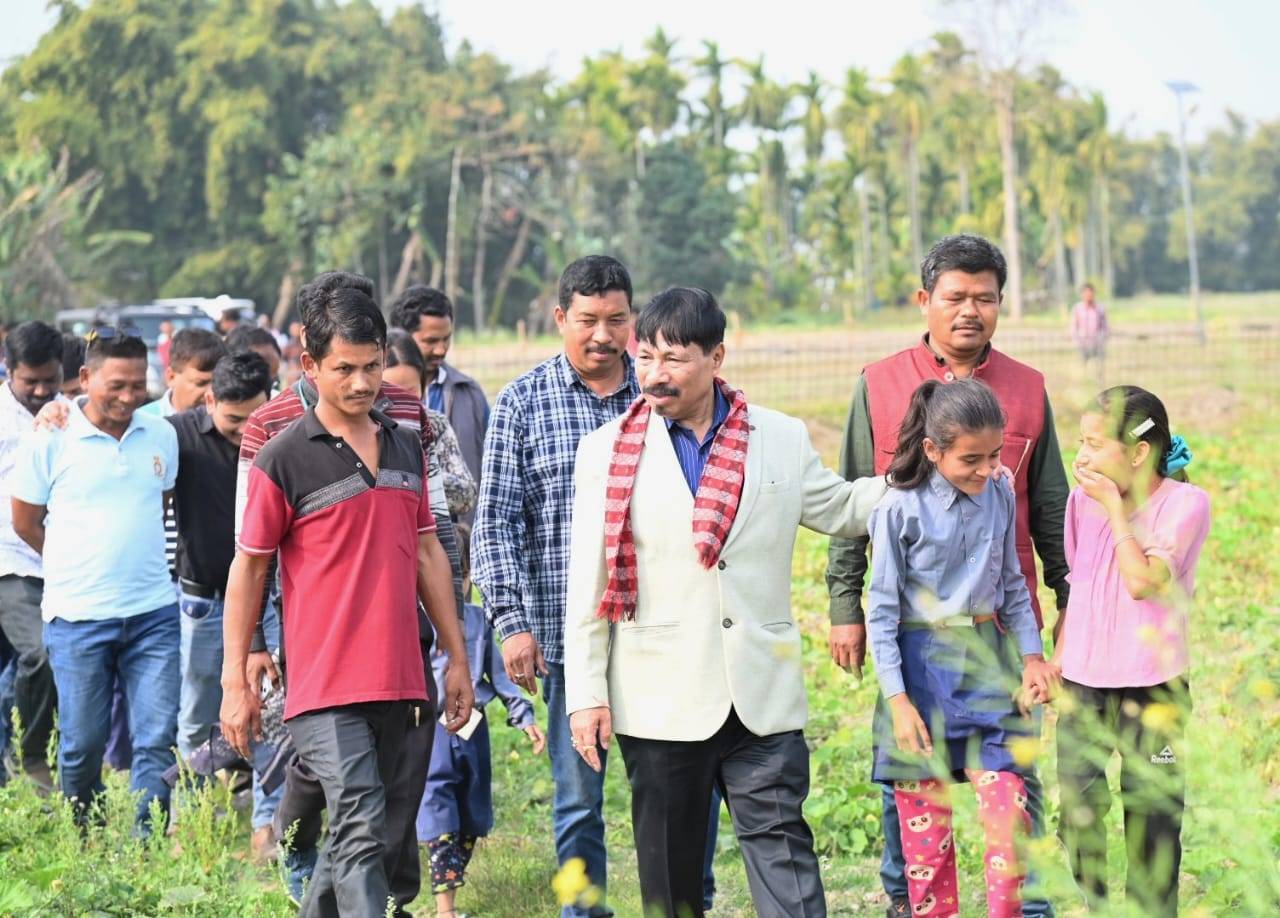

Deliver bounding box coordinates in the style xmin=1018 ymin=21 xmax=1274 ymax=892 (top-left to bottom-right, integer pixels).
xmin=1162 ymin=434 xmax=1192 ymax=476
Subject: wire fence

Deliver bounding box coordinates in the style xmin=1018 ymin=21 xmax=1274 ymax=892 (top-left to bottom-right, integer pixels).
xmin=453 ymin=320 xmax=1280 ymax=424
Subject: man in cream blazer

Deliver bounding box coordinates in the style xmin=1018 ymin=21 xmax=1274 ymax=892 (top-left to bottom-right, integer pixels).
xmin=565 ymin=288 xmax=885 ymax=918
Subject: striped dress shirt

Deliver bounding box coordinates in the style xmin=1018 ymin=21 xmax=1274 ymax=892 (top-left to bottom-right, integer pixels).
xmin=663 ymin=387 xmax=730 ymax=494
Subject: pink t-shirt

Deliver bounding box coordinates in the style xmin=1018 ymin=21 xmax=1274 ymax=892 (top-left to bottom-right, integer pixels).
xmin=1071 ymin=301 xmax=1108 ymax=345
xmin=1060 ymin=478 xmax=1211 ymax=688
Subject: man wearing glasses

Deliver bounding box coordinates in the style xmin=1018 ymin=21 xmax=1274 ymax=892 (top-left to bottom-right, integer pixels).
xmin=10 ymin=326 xmax=180 ymax=832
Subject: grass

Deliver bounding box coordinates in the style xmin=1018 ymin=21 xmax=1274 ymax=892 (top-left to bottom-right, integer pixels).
xmin=1 ymin=304 xmax=1278 ymax=916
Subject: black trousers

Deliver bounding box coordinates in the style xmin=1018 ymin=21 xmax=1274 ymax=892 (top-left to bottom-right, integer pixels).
xmin=617 ymin=708 xmax=824 ymax=918
xmin=384 ymin=697 xmax=435 ymax=913
xmin=1057 ymin=678 xmax=1189 ymax=917
xmin=287 ymin=700 xmax=425 ymax=918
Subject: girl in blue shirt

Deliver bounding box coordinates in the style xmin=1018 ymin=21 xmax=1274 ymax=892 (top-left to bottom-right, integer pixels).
xmin=867 ymin=378 xmax=1059 ymax=918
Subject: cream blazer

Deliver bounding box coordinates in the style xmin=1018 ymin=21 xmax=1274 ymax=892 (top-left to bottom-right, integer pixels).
xmin=564 ymin=404 xmax=887 ymax=741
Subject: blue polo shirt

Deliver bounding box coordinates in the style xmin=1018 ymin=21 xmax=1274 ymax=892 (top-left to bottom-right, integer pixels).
xmin=11 ymin=399 xmax=178 ymax=622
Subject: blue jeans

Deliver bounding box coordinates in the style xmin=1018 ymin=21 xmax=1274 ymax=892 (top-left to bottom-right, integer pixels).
xmin=543 ymin=662 xmax=613 ymax=918
xmin=880 ymin=771 xmax=1055 ymax=917
xmin=178 ymin=590 xmax=283 ymax=830
xmin=44 ymin=604 xmax=180 ymax=829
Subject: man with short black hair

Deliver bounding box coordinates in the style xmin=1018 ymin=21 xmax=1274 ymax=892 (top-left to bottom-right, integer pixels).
xmin=566 ymin=287 xmax=885 ymax=918
xmin=223 ymin=284 xmax=474 ymax=917
xmin=11 ymin=328 xmax=179 ymax=830
xmin=142 ymin=327 xmax=228 ymax=418
xmin=226 ymin=325 xmax=284 ymax=384
xmin=0 ymin=321 xmax=65 ymax=788
xmin=826 ymin=234 xmax=1068 ymax=918
xmin=234 ymin=270 xmax=470 ymax=909
xmin=389 ymin=286 xmax=489 ymax=522
xmin=141 ymin=326 xmax=228 ymax=598
xmin=170 ymin=351 xmax=276 ymax=858
xmin=474 ymin=254 xmax=643 ymax=917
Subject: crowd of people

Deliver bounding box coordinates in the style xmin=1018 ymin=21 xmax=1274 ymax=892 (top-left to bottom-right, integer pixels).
xmin=0 ymin=234 xmax=1209 ymax=918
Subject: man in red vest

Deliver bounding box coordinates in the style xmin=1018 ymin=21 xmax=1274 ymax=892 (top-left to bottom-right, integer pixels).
xmin=826 ymin=234 xmax=1069 ymax=918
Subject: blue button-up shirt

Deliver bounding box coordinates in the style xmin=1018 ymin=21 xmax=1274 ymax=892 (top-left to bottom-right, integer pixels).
xmin=472 ymin=353 xmax=639 ymax=663
xmin=866 ymin=470 xmax=1042 ymax=698
xmin=664 ymin=387 xmax=729 ymax=494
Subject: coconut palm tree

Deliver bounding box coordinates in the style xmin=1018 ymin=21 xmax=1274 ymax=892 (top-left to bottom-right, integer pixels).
xmin=693 ymin=40 xmax=731 ymax=149
xmin=887 ymin=52 xmax=929 ymax=269
xmin=834 ymin=66 xmax=884 ymax=311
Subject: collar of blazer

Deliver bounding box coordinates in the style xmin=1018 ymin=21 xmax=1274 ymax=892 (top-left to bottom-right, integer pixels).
xmin=635 ymin=405 xmax=762 ymax=553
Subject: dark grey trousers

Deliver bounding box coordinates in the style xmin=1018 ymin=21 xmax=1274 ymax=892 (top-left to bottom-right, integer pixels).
xmin=617 ymin=708 xmax=825 ymax=918
xmin=384 ymin=697 xmax=435 ymax=913
xmin=287 ymin=701 xmax=413 ymax=918
xmin=0 ymin=575 xmax=55 ymax=769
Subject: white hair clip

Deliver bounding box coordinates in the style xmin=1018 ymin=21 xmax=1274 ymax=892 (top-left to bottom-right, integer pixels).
xmin=1130 ymin=418 xmax=1155 ymax=438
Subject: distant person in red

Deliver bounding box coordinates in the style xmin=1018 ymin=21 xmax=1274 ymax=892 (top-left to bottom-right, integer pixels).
xmin=156 ymin=320 xmax=175 ymax=371
xmin=1071 ymin=283 xmax=1109 ymax=377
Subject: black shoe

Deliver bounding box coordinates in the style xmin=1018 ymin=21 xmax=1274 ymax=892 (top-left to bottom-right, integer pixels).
xmin=886 ymin=898 xmax=910 ymax=918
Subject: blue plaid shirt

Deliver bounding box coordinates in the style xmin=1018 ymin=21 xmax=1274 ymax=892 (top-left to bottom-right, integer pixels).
xmin=472 ymin=352 xmax=639 ymax=663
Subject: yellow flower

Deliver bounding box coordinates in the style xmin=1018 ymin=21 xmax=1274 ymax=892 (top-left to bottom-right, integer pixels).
xmin=1009 ymin=737 xmax=1040 ymax=767
xmin=1139 ymin=702 xmax=1180 ymax=733
xmin=1248 ymin=678 xmax=1277 ymax=701
xmin=552 ymin=857 xmax=600 ymax=907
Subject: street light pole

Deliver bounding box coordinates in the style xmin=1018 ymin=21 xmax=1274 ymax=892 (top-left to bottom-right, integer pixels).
xmin=1166 ymin=81 xmax=1204 ymax=340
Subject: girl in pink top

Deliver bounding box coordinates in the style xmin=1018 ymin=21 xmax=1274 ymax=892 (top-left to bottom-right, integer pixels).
xmin=1053 ymin=385 xmax=1210 ymax=918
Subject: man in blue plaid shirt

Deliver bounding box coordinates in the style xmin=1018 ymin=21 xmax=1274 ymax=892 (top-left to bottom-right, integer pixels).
xmin=473 ymin=255 xmax=638 ymax=917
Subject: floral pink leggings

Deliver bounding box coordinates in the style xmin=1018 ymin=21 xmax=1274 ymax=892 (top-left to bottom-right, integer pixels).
xmin=894 ymin=771 xmax=1031 ymax=918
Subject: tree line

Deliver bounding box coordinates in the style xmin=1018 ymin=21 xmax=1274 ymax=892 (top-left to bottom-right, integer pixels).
xmin=1 ymin=0 xmax=1277 ymax=327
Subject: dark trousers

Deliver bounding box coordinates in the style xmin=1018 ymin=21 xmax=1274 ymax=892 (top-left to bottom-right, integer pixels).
xmin=0 ymin=575 xmax=55 ymax=770
xmin=617 ymin=708 xmax=824 ymax=918
xmin=384 ymin=698 xmax=436 ymax=912
xmin=287 ymin=701 xmax=413 ymax=918
xmin=1057 ymin=678 xmax=1188 ymax=917
xmin=279 ymin=699 xmax=435 ymax=917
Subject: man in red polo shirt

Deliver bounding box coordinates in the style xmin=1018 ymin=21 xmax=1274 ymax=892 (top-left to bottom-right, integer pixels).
xmin=236 ymin=271 xmax=468 ymax=909
xmin=221 ymin=286 xmax=473 ymax=918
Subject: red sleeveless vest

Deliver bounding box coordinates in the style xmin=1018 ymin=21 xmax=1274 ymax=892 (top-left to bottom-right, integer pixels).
xmin=863 ymin=338 xmax=1047 ymax=627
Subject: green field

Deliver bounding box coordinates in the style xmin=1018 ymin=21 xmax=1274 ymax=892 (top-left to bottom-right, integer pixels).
xmin=1 ymin=296 xmax=1278 ymax=916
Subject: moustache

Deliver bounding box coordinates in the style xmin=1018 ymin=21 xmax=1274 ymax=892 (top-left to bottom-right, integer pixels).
xmin=952 ymin=323 xmax=984 ymax=332
xmin=587 ymin=346 xmax=617 ymax=356
xmin=644 ymin=385 xmax=680 ymax=398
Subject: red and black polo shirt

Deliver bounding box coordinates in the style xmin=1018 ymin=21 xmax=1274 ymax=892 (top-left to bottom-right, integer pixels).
xmin=238 ymin=406 xmax=435 ymax=720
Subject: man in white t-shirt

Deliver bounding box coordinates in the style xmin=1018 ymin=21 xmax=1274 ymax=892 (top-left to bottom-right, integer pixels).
xmin=0 ymin=321 xmax=67 ymax=790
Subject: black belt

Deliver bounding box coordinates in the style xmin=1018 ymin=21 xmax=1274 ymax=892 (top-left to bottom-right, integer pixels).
xmin=179 ymin=578 xmax=224 ymax=600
